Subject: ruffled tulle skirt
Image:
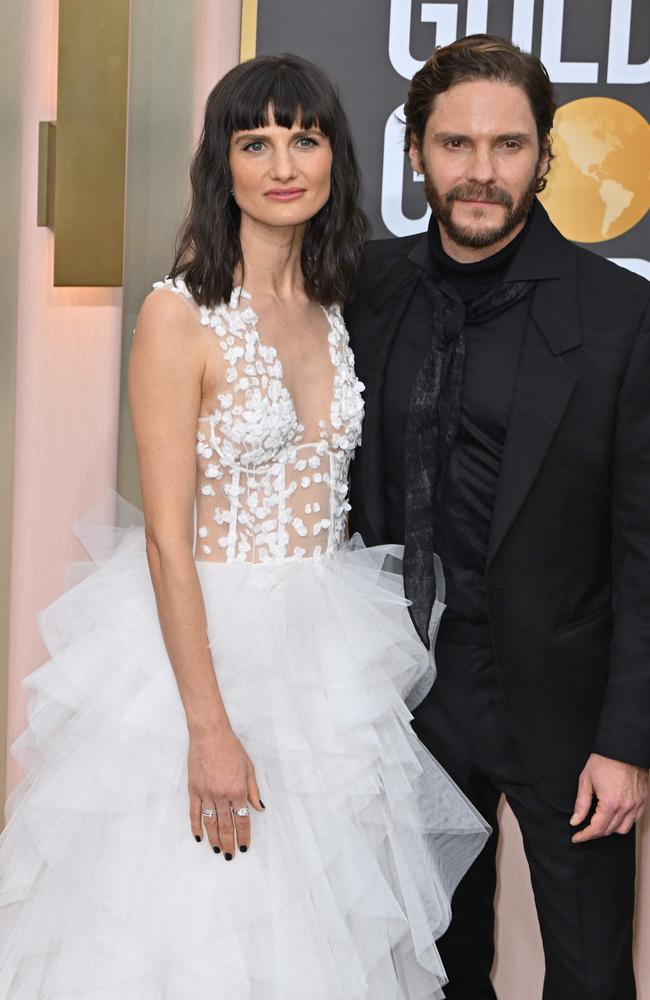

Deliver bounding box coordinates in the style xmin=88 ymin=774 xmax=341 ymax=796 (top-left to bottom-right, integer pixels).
xmin=0 ymin=503 xmax=488 ymax=998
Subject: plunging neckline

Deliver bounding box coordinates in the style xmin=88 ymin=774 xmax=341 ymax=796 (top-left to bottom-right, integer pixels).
xmin=210 ymin=286 xmax=342 ymax=448
xmin=153 ymin=274 xmax=362 ymax=458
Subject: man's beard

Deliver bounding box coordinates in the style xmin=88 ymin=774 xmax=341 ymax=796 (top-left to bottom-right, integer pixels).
xmin=424 ymin=169 xmax=538 ymax=250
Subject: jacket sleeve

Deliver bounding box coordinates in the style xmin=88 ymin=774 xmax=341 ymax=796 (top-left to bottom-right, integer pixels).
xmin=345 ymin=294 xmax=378 ymax=545
xmin=593 ymin=296 xmax=650 ymax=767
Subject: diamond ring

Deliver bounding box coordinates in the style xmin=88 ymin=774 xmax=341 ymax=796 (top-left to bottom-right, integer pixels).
xmin=201 ymin=808 xmax=217 ymax=819
xmin=232 ymin=806 xmax=250 ymax=818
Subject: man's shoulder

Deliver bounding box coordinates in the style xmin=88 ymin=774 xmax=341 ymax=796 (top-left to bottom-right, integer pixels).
xmin=361 ymin=233 xmax=422 ymax=277
xmin=363 ymin=233 xmax=422 ymax=263
xmin=349 ymin=233 xmax=424 ymax=311
xmin=530 ymin=204 xmax=650 ymax=332
xmin=573 ymin=244 xmax=650 ymax=303
xmin=571 ymin=246 xmax=650 ymax=338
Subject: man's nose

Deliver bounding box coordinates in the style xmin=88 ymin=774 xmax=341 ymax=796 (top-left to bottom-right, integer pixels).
xmin=466 ymin=145 xmax=496 ymax=186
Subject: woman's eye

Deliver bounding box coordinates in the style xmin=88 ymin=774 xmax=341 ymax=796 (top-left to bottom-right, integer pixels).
xmin=296 ymin=137 xmax=317 ymax=148
xmin=243 ymin=140 xmax=265 ymax=152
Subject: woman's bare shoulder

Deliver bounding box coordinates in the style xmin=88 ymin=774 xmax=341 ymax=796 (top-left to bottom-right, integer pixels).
xmin=133 ymin=284 xmax=206 ymax=362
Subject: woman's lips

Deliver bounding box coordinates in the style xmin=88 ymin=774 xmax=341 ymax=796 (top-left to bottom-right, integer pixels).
xmin=264 ymin=188 xmax=306 ymax=201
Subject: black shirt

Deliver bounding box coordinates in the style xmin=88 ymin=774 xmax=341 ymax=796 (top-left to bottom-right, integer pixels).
xmin=383 ymin=213 xmax=534 ymax=622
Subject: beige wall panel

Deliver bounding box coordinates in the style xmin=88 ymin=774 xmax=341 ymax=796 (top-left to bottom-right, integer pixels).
xmin=117 ymin=0 xmax=242 ymax=505
xmin=637 ymin=818 xmax=650 ymax=994
xmin=116 ymin=0 xmax=197 ymax=505
xmin=493 ymin=802 xmax=546 ymax=994
xmin=0 ymin=2 xmax=26 ymax=818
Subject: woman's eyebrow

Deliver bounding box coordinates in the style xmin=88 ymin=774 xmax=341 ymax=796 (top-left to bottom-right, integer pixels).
xmin=232 ymin=131 xmax=272 ymax=144
xmin=233 ymin=127 xmax=326 ymax=144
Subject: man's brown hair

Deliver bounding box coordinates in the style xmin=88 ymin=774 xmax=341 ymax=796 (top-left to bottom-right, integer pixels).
xmin=404 ymin=34 xmax=557 ymax=192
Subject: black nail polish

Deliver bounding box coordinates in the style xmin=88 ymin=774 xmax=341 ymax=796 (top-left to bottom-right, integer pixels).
xmin=225 ymin=852 xmax=233 ymax=861
xmin=240 ymin=845 xmax=248 ymax=853
xmin=195 ymin=835 xmax=202 ymax=843
xmin=260 ymin=800 xmax=266 ymax=810
xmin=213 ymin=846 xmax=220 ymax=854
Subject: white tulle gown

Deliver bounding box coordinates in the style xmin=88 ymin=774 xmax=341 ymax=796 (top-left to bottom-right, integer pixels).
xmin=0 ymin=278 xmax=489 ymax=999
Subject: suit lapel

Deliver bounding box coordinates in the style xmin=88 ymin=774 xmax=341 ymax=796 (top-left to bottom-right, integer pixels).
xmin=354 ymin=238 xmax=429 ymax=542
xmin=487 ymin=271 xmax=581 ymax=567
xmin=357 ymin=281 xmax=419 ymax=541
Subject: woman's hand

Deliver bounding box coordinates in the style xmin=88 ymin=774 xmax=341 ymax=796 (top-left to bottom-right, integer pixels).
xmin=188 ymin=725 xmax=265 ymax=859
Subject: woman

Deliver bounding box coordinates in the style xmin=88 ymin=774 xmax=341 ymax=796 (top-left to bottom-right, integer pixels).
xmin=0 ymin=55 xmax=487 ymax=998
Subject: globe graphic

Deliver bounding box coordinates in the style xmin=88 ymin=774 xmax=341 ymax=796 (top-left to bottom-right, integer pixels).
xmin=540 ymin=97 xmax=650 ymax=243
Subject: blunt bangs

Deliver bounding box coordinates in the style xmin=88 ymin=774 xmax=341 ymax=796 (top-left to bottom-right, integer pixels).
xmin=224 ymin=60 xmax=332 ymax=138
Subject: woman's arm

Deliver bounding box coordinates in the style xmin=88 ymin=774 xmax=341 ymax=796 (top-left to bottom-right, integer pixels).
xmin=129 ymin=290 xmax=263 ymax=857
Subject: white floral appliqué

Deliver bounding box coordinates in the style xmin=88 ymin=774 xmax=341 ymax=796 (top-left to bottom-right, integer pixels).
xmin=154 ymin=279 xmax=364 ymax=563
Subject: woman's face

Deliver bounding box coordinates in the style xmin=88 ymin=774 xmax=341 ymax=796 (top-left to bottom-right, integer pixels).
xmin=229 ymin=113 xmax=333 ymax=230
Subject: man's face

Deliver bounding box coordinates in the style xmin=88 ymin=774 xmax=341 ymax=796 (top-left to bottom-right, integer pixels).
xmin=409 ymin=79 xmax=549 ymax=252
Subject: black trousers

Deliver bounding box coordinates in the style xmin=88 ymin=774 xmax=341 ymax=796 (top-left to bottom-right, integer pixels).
xmin=412 ymin=632 xmax=637 ymax=1000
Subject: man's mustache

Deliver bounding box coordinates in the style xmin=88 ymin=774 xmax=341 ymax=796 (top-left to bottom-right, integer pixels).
xmin=445 ymin=185 xmax=513 ymax=208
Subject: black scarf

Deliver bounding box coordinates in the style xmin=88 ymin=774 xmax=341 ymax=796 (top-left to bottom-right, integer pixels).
xmin=403 ymin=274 xmax=535 ymax=646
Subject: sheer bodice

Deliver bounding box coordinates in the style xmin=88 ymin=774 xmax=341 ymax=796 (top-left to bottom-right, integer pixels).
xmin=153 ymin=277 xmax=365 ymax=564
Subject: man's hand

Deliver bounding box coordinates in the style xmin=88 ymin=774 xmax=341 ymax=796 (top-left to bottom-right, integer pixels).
xmin=570 ymin=753 xmax=648 ymax=844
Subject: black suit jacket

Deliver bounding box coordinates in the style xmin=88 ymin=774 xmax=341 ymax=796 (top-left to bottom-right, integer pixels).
xmin=346 ymin=203 xmax=650 ymax=810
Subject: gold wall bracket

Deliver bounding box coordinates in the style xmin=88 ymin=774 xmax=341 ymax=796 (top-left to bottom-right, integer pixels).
xmin=37 ymin=0 xmax=131 ymax=287
xmin=37 ymin=121 xmax=57 ymax=229
xmin=240 ymin=0 xmax=258 ymax=62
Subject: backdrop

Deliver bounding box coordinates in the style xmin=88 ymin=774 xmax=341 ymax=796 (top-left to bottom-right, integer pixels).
xmin=255 ymin=0 xmax=649 ymax=276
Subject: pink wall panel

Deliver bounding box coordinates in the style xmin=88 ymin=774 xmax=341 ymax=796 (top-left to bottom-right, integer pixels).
xmin=5 ymin=0 xmax=123 ymax=795
xmin=194 ymin=0 xmax=242 ymax=137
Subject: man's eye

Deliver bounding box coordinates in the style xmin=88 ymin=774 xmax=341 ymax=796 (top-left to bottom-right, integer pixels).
xmin=504 ymin=141 xmax=520 ymax=150
xmin=446 ymin=139 xmax=463 ymax=149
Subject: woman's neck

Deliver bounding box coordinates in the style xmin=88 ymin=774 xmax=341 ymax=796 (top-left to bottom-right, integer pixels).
xmin=237 ymin=215 xmax=307 ymax=302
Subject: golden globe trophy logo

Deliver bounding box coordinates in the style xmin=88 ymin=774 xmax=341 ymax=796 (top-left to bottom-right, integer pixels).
xmin=540 ymin=98 xmax=650 ymax=244
xmin=382 ymin=0 xmax=650 ymax=280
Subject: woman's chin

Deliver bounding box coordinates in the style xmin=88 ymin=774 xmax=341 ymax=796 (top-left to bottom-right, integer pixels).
xmin=241 ymin=198 xmax=328 ymax=230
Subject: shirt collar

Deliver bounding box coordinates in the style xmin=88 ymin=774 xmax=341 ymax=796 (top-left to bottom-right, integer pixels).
xmin=369 ymin=198 xmax=576 ymax=312
xmin=408 ymin=199 xmax=574 ymax=284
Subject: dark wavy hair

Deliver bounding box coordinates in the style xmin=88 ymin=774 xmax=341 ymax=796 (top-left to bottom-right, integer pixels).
xmin=169 ymin=54 xmax=366 ymax=307
xmin=404 ymin=34 xmax=557 ymax=193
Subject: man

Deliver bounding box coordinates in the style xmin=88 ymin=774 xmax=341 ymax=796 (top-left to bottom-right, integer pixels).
xmin=347 ymin=34 xmax=650 ymax=1000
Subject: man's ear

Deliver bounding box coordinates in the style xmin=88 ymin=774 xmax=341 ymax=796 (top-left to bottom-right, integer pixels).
xmin=537 ymin=136 xmax=551 ymax=184
xmin=408 ymin=140 xmax=424 ymax=176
